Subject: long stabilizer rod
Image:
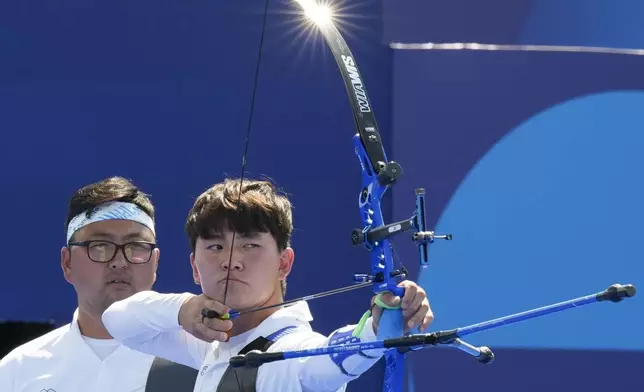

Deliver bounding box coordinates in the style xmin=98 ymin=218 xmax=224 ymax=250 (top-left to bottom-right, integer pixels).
xmin=229 ymin=283 xmax=636 ymax=368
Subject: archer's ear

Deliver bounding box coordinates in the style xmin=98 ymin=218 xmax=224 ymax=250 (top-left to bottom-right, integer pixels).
xmin=151 ymin=247 xmax=160 ymax=283
xmin=61 ymin=246 xmax=73 ymax=284
xmin=190 ymin=252 xmax=201 ymax=285
xmin=278 ymin=247 xmax=295 ymax=279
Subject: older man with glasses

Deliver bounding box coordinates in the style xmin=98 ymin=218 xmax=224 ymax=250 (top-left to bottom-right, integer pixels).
xmin=0 ymin=176 xmax=197 ymax=392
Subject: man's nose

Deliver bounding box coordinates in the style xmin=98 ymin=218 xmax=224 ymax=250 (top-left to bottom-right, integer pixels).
xmin=108 ymin=249 xmax=129 ymax=269
xmin=220 ymin=255 xmax=243 ymax=271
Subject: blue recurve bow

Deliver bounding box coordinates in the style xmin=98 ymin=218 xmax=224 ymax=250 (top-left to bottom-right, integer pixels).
xmin=202 ymin=1 xmax=638 ymax=391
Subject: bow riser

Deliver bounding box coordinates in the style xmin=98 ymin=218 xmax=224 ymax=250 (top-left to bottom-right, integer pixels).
xmin=354 ymin=135 xmax=439 ymax=392
xmin=353 ymin=136 xmax=405 ymax=298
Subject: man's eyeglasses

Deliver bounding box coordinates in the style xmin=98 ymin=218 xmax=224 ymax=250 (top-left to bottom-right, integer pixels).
xmin=67 ymin=240 xmax=156 ymax=264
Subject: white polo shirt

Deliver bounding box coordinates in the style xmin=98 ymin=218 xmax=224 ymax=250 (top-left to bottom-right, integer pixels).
xmin=0 ymin=309 xmax=157 ymax=392
xmin=103 ymin=291 xmax=385 ymax=392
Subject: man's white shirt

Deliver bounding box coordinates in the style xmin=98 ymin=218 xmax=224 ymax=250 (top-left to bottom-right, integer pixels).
xmin=0 ymin=309 xmax=157 ymax=392
xmin=102 ymin=291 xmax=385 ymax=392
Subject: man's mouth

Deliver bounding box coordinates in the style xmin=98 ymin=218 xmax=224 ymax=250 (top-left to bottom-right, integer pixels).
xmin=219 ymin=278 xmax=244 ymax=284
xmin=107 ymin=279 xmax=130 ymax=285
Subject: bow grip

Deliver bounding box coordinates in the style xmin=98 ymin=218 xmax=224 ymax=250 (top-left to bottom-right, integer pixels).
xmin=376 ymin=286 xmax=420 ymax=341
xmin=388 ymin=284 xmax=405 ymax=298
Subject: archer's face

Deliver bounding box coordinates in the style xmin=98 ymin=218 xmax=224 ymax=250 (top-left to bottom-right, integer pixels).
xmin=61 ymin=220 xmax=159 ymax=317
xmin=191 ymin=230 xmax=294 ymax=311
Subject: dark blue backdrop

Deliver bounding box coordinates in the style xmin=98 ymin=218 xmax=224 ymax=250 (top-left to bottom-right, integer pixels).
xmin=1 ymin=0 xmax=641 ymax=391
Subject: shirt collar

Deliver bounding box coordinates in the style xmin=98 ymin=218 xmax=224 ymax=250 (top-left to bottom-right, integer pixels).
xmin=68 ymin=307 xmax=126 ymax=361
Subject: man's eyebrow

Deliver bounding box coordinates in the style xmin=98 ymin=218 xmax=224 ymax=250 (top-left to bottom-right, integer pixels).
xmin=122 ymin=232 xmax=154 ymax=241
xmin=86 ymin=231 xmax=115 ymax=240
xmin=204 ymin=231 xmax=224 ymax=239
xmin=87 ymin=231 xmax=153 ymax=242
xmin=202 ymin=231 xmax=261 ymax=240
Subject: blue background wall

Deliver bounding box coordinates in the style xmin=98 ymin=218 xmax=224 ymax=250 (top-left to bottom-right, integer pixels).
xmin=1 ymin=0 xmax=641 ymax=391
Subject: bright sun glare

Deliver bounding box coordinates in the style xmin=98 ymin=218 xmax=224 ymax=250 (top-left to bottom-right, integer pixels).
xmin=293 ymin=0 xmax=333 ymax=26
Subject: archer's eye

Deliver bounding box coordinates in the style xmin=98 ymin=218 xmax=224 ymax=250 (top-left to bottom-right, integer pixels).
xmin=89 ymin=241 xmax=110 ymax=250
xmin=207 ymin=244 xmax=224 ymax=251
xmin=243 ymin=243 xmax=260 ymax=249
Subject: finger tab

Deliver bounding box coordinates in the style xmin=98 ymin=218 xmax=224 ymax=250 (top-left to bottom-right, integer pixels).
xmin=201 ymin=308 xmax=221 ymax=319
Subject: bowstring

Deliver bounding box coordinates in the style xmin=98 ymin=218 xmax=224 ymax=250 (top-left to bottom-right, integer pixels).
xmin=221 ymin=0 xmax=272 ymax=390
xmin=222 ymin=0 xmax=272 ymax=307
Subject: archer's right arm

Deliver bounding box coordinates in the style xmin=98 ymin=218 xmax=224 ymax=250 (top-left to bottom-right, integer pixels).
xmin=102 ymin=290 xmax=224 ymax=369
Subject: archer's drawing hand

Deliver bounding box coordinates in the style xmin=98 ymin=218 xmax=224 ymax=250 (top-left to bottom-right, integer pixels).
xmin=179 ymin=294 xmax=233 ymax=343
xmin=371 ymin=280 xmax=433 ymax=334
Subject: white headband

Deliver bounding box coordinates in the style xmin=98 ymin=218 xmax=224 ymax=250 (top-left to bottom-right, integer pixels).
xmin=66 ymin=201 xmax=156 ymax=244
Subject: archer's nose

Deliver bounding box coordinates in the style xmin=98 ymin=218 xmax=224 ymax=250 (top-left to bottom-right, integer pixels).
xmin=220 ymin=257 xmax=243 ymax=271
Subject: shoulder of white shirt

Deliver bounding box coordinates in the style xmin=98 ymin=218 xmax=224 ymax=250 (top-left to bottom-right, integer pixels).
xmin=267 ymin=300 xmax=314 ymax=323
xmin=223 ymin=301 xmax=318 ymax=348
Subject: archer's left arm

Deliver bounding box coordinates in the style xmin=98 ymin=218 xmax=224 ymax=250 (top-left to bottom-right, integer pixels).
xmin=292 ymin=281 xmax=433 ymax=391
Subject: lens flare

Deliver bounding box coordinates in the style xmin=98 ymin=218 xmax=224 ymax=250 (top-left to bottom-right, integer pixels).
xmin=293 ymin=0 xmax=334 ymax=26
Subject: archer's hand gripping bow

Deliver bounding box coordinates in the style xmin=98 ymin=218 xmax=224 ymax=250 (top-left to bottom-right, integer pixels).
xmin=202 ymin=1 xmax=638 ymax=391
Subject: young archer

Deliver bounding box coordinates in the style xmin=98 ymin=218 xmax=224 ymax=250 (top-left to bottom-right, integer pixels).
xmin=103 ymin=178 xmax=433 ymax=391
